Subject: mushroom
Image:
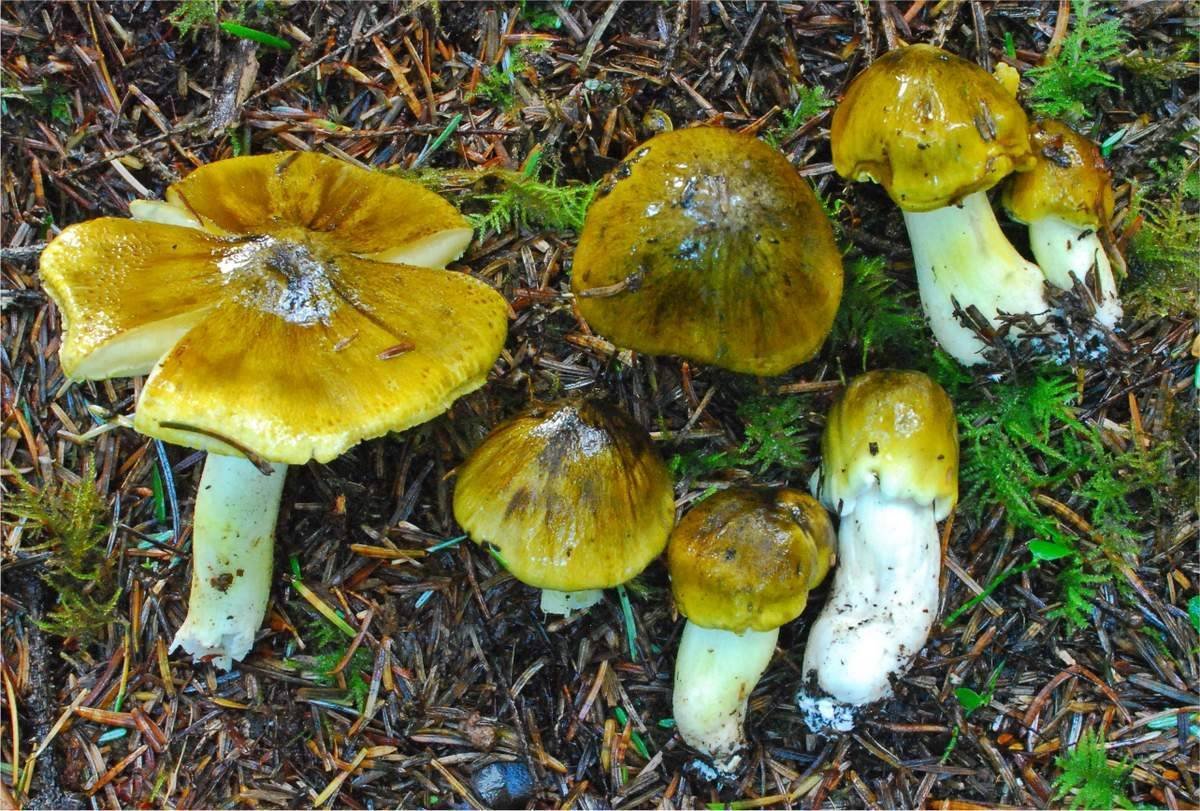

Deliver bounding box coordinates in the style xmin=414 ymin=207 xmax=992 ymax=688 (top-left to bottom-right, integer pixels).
xmin=1001 ymin=118 xmax=1122 ymax=329
xmin=797 ymin=370 xmax=958 ymax=733
xmin=572 ymin=126 xmax=843 ymax=376
xmin=39 ymin=151 xmax=508 ymax=669
xmin=668 ymin=488 xmax=835 ymax=770
xmin=452 ymin=399 xmax=675 ymax=613
xmin=831 ymin=44 xmax=1048 ymax=366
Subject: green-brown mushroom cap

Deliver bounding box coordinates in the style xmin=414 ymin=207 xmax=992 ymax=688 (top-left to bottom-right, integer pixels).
xmin=831 ymin=44 xmax=1036 ymax=212
xmin=668 ymin=488 xmax=836 ymax=633
xmin=815 ymin=370 xmax=958 ymax=520
xmin=1001 ymin=118 xmax=1115 ymax=229
xmin=572 ymin=127 xmax=843 ymax=376
xmin=452 ymin=399 xmax=675 ymax=592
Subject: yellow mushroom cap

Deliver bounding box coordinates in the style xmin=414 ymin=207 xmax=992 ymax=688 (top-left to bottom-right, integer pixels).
xmin=831 ymin=44 xmax=1036 ymax=212
xmin=452 ymin=399 xmax=676 ymax=592
xmin=816 ymin=370 xmax=958 ymax=520
xmin=39 ymin=152 xmax=507 ymax=465
xmin=668 ymin=488 xmax=836 ymax=633
xmin=1001 ymin=119 xmax=1115 ymax=229
xmin=571 ymin=127 xmax=843 ymax=376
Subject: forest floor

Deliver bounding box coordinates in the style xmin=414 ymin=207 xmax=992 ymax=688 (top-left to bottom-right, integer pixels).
xmin=1 ymin=1 xmax=1197 ymax=808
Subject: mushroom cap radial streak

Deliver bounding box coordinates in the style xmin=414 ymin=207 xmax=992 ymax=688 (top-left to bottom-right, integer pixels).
xmin=831 ymin=43 xmax=1036 ymax=212
xmin=572 ymin=126 xmax=843 ymax=376
xmin=38 ymin=151 xmax=506 ymax=465
xmin=668 ymin=487 xmax=836 ymax=633
xmin=452 ymin=399 xmax=676 ymax=593
xmin=813 ymin=369 xmax=959 ymax=521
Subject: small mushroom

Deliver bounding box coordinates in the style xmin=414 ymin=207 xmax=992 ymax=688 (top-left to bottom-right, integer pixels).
xmin=1001 ymin=118 xmax=1122 ymax=328
xmin=797 ymin=370 xmax=958 ymax=733
xmin=40 ymin=152 xmax=508 ymax=669
xmin=832 ymin=44 xmax=1048 ymax=365
xmin=668 ymin=488 xmax=835 ymax=771
xmin=572 ymin=126 xmax=843 ymax=376
xmin=452 ymin=399 xmax=675 ymax=614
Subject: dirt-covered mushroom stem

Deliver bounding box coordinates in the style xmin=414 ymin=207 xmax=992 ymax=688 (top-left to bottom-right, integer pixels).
xmin=170 ymin=454 xmax=286 ymax=669
xmin=798 ymin=370 xmax=958 ymax=733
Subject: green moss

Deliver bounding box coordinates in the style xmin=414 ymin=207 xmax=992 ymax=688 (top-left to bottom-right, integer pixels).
xmin=1052 ymin=729 xmax=1133 ymax=809
xmin=935 ymin=365 xmax=1168 ymax=629
xmin=287 ymin=616 xmax=375 ymax=711
xmin=1026 ymin=0 xmax=1127 ymax=124
xmin=409 ymin=149 xmax=596 ymax=236
xmin=471 ymin=41 xmax=547 ymax=110
xmin=669 ymin=395 xmax=812 ymax=480
xmin=831 ymin=255 xmax=927 ymax=368
xmin=3 ymin=464 xmax=121 ymax=642
xmin=167 ymin=0 xmax=278 ymax=38
xmin=1126 ymin=155 xmax=1200 ymax=318
xmin=764 ymin=85 xmax=834 ymax=147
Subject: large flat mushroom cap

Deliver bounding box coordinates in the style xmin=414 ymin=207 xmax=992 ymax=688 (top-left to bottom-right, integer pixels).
xmin=39 ymin=152 xmax=506 ymax=465
xmin=668 ymin=488 xmax=835 ymax=633
xmin=831 ymin=44 xmax=1035 ymax=212
xmin=815 ymin=370 xmax=959 ymax=520
xmin=452 ymin=399 xmax=676 ymax=592
xmin=571 ymin=126 xmax=843 ymax=376
xmin=1001 ymin=119 xmax=1115 ymax=228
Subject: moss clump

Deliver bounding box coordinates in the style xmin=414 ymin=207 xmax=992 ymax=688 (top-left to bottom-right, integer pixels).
xmin=1026 ymin=0 xmax=1128 ymax=124
xmin=1126 ymin=156 xmax=1200 ymax=318
xmin=935 ymin=361 xmax=1170 ymax=629
xmin=4 ymin=464 xmax=120 ymax=642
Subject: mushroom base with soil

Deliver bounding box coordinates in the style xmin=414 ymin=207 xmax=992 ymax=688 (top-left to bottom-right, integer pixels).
xmin=796 ymin=488 xmax=940 ymax=733
xmin=904 ymin=191 xmax=1050 ymax=365
xmin=170 ymin=453 xmax=287 ymax=671
xmin=1027 ymin=215 xmax=1122 ymax=329
xmin=673 ymin=622 xmax=779 ymax=773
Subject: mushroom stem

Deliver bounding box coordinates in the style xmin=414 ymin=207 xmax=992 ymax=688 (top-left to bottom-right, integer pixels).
xmin=673 ymin=622 xmax=779 ymax=771
xmin=903 ymin=191 xmax=1050 ymax=365
xmin=171 ymin=454 xmax=287 ymax=670
xmin=1026 ymin=215 xmax=1122 ymax=329
xmin=539 ymin=588 xmax=603 ymax=615
xmin=797 ymin=487 xmax=940 ymax=733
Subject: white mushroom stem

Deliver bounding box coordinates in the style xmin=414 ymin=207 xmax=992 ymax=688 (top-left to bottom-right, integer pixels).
xmin=797 ymin=488 xmax=940 ymax=733
xmin=904 ymin=191 xmax=1051 ymax=366
xmin=171 ymin=454 xmax=287 ymax=670
xmin=673 ymin=622 xmax=779 ymax=770
xmin=539 ymin=588 xmax=603 ymax=615
xmin=1027 ymin=215 xmax=1122 ymax=329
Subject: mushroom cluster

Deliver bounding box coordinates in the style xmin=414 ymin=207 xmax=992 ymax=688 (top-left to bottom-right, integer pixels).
xmin=40 ymin=151 xmax=508 ymax=668
xmin=832 ymin=44 xmax=1123 ymax=365
xmin=36 ymin=33 xmax=1131 ymax=782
